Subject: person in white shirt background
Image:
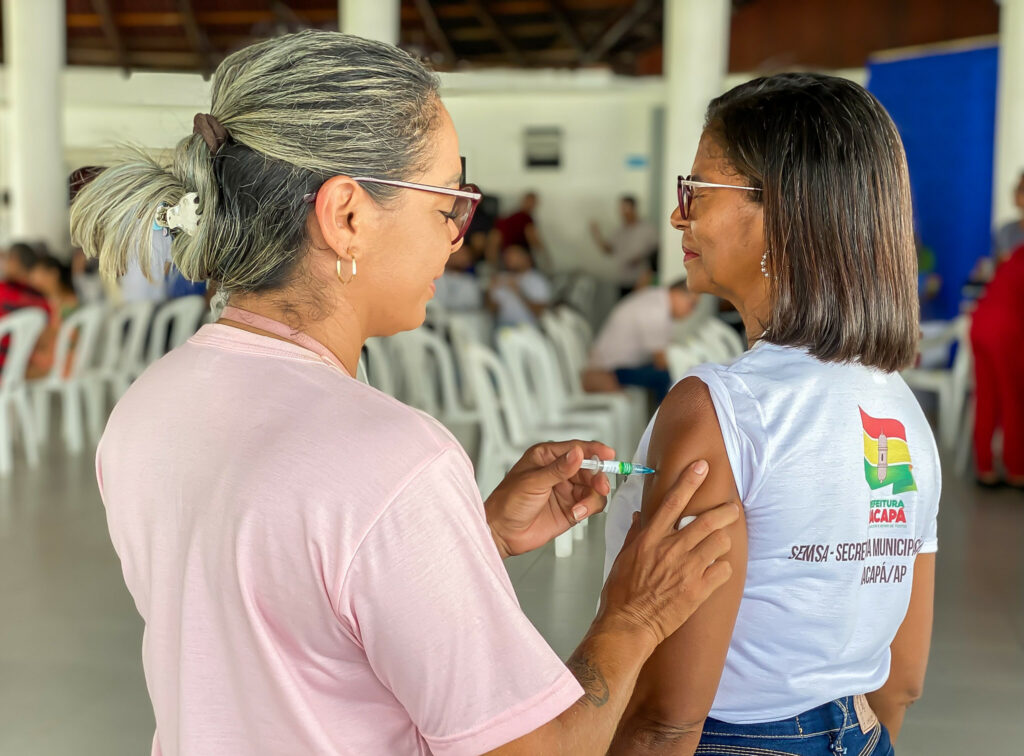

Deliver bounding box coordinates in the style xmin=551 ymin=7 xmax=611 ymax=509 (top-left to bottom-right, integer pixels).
xmin=591 ymin=195 xmax=660 ymax=297
xmin=608 ymin=73 xmax=938 ymax=756
xmin=433 ymin=243 xmax=483 ymax=311
xmin=582 ymin=278 xmax=699 ymax=402
xmin=487 ymin=244 xmax=552 ymax=327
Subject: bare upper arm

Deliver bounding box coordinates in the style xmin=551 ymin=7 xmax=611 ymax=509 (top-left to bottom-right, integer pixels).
xmin=885 ymin=552 xmax=935 ymax=696
xmin=623 ymin=377 xmax=748 ymax=742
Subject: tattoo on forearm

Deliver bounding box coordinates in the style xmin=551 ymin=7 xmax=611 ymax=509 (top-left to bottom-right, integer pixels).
xmin=566 ymin=649 xmax=610 ymax=708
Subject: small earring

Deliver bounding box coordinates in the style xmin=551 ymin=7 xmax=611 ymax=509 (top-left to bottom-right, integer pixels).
xmin=760 ymin=250 xmax=770 ymax=279
xmin=336 ymin=257 xmax=357 ymax=284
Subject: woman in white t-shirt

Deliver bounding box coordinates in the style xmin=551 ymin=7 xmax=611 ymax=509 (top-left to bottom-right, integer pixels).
xmin=608 ymin=74 xmax=939 ymax=755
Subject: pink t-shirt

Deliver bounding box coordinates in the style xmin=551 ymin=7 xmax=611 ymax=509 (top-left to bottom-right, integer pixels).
xmin=97 ymin=317 xmax=582 ymax=755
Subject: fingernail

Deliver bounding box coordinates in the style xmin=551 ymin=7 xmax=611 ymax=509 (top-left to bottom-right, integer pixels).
xmin=693 ymin=459 xmax=709 ymax=475
xmin=572 ymin=504 xmax=588 ymax=522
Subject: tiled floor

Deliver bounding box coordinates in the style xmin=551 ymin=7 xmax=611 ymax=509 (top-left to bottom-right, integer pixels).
xmin=1 ymin=437 xmax=1021 ymax=754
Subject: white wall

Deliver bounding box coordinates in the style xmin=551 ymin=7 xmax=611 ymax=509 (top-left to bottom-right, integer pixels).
xmin=0 ymin=66 xmax=665 ymax=272
xmin=441 ymin=70 xmax=664 ymax=275
xmin=0 ymin=64 xmax=874 ymax=275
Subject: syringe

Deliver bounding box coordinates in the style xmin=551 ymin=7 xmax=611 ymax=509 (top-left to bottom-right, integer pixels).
xmin=579 ymin=456 xmax=655 ymax=476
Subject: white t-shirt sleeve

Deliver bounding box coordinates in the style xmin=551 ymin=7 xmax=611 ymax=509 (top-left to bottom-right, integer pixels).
xmin=919 ymin=450 xmax=940 ymax=554
xmin=341 ymin=448 xmax=582 ymax=756
xmin=687 ymin=366 xmax=767 ymax=504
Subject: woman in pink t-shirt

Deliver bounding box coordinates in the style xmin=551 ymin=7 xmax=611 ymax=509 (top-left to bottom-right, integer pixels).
xmin=69 ymin=31 xmax=738 ymax=756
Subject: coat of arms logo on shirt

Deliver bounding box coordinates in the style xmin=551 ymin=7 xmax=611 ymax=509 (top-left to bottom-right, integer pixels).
xmin=860 ymin=407 xmax=917 ymax=497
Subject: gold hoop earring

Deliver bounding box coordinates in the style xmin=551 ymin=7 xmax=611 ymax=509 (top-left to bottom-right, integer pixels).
xmin=336 ymin=257 xmax=357 ymax=285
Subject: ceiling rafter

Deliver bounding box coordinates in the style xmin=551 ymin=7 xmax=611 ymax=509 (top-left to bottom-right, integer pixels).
xmin=53 ymin=0 xmax=1002 ymax=79
xmin=547 ymin=0 xmax=587 ymax=58
xmin=176 ymin=0 xmax=215 ymax=78
xmin=580 ymin=0 xmax=659 ymax=64
xmin=465 ymin=0 xmax=528 ymax=66
xmin=89 ymin=0 xmax=129 ymax=74
xmin=413 ymin=0 xmax=456 ymax=65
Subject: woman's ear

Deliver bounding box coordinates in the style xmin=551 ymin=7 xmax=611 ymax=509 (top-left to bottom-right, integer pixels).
xmin=313 ymin=175 xmax=364 ymax=263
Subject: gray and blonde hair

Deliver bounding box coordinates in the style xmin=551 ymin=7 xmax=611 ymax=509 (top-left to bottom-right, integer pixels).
xmin=70 ymin=30 xmax=441 ymax=295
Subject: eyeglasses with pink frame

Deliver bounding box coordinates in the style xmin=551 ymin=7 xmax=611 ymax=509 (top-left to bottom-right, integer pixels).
xmin=303 ymin=177 xmax=482 ymax=244
xmin=677 ymin=175 xmax=760 ymax=220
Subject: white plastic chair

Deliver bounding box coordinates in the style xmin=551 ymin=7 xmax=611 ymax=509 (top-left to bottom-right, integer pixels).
xmin=89 ymin=300 xmax=155 ymax=403
xmin=555 ymin=305 xmax=594 ymax=357
xmin=389 ymin=327 xmax=477 ymax=427
xmin=363 ymin=337 xmax=398 ymax=397
xmin=31 ymin=303 xmax=108 ymax=453
xmin=0 ymin=308 xmax=48 ymax=475
xmin=667 ymin=341 xmax=704 ymax=385
xmin=498 ymin=325 xmax=621 ymax=451
xmin=902 ymin=316 xmax=971 ymax=452
xmin=145 ymin=295 xmax=206 ymax=366
xmin=564 ymin=276 xmax=598 ymax=325
xmin=541 ymin=309 xmax=645 ymax=449
xmin=446 ymin=310 xmax=495 ymax=408
xmin=462 ymin=340 xmax=596 ymax=556
xmin=699 ymin=317 xmax=746 ymax=362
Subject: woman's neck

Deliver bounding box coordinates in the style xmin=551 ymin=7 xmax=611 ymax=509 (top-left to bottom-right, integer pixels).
xmin=223 ymin=293 xmax=364 ymax=376
xmin=734 ymin=295 xmax=771 ymax=349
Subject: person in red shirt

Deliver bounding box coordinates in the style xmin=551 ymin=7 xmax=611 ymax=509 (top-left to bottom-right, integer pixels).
xmin=0 ymin=243 xmax=52 ymax=375
xmin=491 ymin=192 xmax=551 ymax=271
xmin=970 ymin=242 xmax=1024 ymax=488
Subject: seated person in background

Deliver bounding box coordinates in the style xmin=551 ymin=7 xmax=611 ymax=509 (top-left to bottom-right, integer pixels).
xmin=486 ymin=245 xmax=551 ymax=328
xmin=70 ymin=247 xmax=106 ymax=304
xmin=0 ymin=243 xmax=51 ymax=378
xmin=491 ymin=192 xmax=551 ymax=272
xmin=590 ymin=195 xmax=660 ymax=298
xmin=433 ymin=244 xmax=483 ymax=311
xmin=27 ymin=254 xmax=80 ymax=378
xmin=582 ymin=278 xmax=698 ymax=403
xmin=119 ymin=227 xmax=172 ymax=304
xmin=30 ymin=255 xmax=80 ymax=320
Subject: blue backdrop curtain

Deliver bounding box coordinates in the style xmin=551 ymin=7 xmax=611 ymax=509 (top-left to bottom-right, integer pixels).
xmin=867 ymin=43 xmax=998 ymax=320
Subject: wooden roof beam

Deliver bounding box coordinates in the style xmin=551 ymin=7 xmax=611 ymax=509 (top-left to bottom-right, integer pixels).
xmin=466 ymin=0 xmax=527 ymax=66
xmin=176 ymin=0 xmax=214 ymax=78
xmin=89 ymin=0 xmax=129 ymax=73
xmin=548 ymin=0 xmax=586 ymax=57
xmin=413 ymin=0 xmax=457 ymax=66
xmin=581 ymin=0 xmax=658 ymax=64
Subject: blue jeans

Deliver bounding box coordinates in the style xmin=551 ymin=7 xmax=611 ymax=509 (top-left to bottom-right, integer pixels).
xmin=697 ymin=697 xmax=894 ymax=755
xmin=614 ymin=364 xmax=672 ymax=404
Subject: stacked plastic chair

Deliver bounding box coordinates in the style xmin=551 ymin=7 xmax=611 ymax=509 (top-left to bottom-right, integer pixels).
xmin=31 ymin=303 xmax=107 ymax=454
xmin=0 ymin=308 xmax=48 ymax=475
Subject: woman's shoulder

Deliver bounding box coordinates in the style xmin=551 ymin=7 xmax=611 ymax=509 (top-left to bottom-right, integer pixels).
xmin=322 ymin=378 xmax=465 ymax=466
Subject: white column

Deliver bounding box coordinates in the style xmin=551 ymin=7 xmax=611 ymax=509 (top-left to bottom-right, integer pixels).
xmin=660 ymin=0 xmax=731 ymax=283
xmin=339 ymin=0 xmax=401 ymax=46
xmin=993 ymin=0 xmax=1024 ymax=227
xmin=3 ymin=0 xmax=67 ymax=254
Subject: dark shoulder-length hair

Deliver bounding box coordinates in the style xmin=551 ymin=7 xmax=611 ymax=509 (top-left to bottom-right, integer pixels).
xmin=705 ymin=72 xmax=919 ymax=372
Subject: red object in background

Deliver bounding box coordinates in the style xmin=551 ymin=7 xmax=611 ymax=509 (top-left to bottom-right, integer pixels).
xmin=0 ymin=281 xmax=51 ymax=374
xmin=494 ymin=210 xmax=533 ymax=249
xmin=970 ymin=244 xmax=1024 ymax=477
